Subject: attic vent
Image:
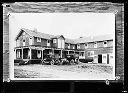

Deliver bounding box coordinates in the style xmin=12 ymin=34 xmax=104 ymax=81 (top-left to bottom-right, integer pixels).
xmin=80 ymin=37 xmax=83 ymax=38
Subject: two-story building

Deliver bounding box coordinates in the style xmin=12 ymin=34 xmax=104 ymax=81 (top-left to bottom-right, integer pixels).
xmin=14 ymin=28 xmax=114 ymax=64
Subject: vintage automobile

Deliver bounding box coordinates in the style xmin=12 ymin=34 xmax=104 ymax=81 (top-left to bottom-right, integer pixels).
xmin=41 ymin=54 xmax=61 ymax=65
xmin=18 ymin=59 xmax=30 ymax=65
xmin=64 ymin=54 xmax=79 ymax=65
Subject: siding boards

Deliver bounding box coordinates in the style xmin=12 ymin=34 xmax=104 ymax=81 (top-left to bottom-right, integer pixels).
xmin=33 ymin=37 xmax=47 ymax=47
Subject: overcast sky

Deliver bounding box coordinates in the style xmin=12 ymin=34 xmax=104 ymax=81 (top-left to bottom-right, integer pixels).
xmin=9 ymin=13 xmax=115 ymax=40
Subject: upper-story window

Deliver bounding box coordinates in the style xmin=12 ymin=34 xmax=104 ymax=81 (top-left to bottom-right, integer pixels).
xmin=104 ymin=41 xmax=107 ymax=47
xmin=23 ymin=39 xmax=25 ymax=46
xmin=72 ymin=46 xmax=75 ymax=49
xmin=80 ymin=52 xmax=84 ymax=57
xmin=47 ymin=40 xmax=50 ymax=43
xmin=53 ymin=39 xmax=57 ymax=43
xmin=94 ymin=42 xmax=97 ymax=48
xmin=37 ymin=37 xmax=41 ymax=42
xmin=88 ymin=51 xmax=94 ymax=57
xmin=77 ymin=44 xmax=80 ymax=49
xmin=68 ymin=44 xmax=70 ymax=49
xmin=85 ymin=43 xmax=88 ymax=48
xmin=47 ymin=40 xmax=50 ymax=46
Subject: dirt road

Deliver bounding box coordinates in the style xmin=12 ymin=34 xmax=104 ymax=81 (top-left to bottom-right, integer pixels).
xmin=14 ymin=63 xmax=114 ymax=80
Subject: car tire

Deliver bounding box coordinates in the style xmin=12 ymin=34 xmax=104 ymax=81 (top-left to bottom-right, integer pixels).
xmin=50 ymin=60 xmax=54 ymax=65
xmin=70 ymin=59 xmax=74 ymax=65
xmin=41 ymin=60 xmax=45 ymax=65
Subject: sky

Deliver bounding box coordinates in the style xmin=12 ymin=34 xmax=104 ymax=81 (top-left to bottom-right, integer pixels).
xmin=9 ymin=13 xmax=115 ymax=40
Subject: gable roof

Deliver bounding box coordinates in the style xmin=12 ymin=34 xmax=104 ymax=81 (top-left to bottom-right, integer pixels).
xmin=65 ymin=38 xmax=76 ymax=44
xmin=52 ymin=35 xmax=65 ymax=40
xmin=15 ymin=28 xmax=113 ymax=44
xmin=75 ymin=34 xmax=113 ymax=43
xmin=15 ymin=28 xmax=55 ymax=40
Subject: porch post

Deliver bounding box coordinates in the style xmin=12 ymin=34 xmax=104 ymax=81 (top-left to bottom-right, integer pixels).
xmin=52 ymin=48 xmax=54 ymax=56
xmin=68 ymin=50 xmax=69 ymax=55
xmin=22 ymin=48 xmax=23 ymax=59
xmin=60 ymin=49 xmax=62 ymax=58
xmin=29 ymin=48 xmax=32 ymax=59
xmin=42 ymin=48 xmax=44 ymax=60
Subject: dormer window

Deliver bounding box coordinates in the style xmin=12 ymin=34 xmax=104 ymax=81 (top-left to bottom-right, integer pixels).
xmin=85 ymin=43 xmax=88 ymax=48
xmin=37 ymin=37 xmax=41 ymax=42
xmin=94 ymin=42 xmax=97 ymax=48
xmin=104 ymin=41 xmax=107 ymax=47
xmin=53 ymin=39 xmax=56 ymax=43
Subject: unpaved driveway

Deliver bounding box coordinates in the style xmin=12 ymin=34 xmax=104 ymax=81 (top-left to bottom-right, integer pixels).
xmin=14 ymin=63 xmax=114 ymax=80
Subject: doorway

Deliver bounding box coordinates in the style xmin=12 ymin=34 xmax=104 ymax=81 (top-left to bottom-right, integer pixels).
xmin=98 ymin=54 xmax=102 ymax=63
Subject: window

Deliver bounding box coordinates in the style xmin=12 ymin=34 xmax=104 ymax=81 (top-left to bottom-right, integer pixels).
xmin=85 ymin=43 xmax=88 ymax=48
xmin=47 ymin=40 xmax=50 ymax=43
xmin=88 ymin=51 xmax=94 ymax=57
xmin=77 ymin=44 xmax=80 ymax=49
xmin=37 ymin=37 xmax=41 ymax=42
xmin=53 ymin=39 xmax=56 ymax=43
xmin=47 ymin=40 xmax=50 ymax=46
xmin=17 ymin=50 xmax=20 ymax=58
xmin=29 ymin=38 xmax=32 ymax=45
xmin=104 ymin=41 xmax=107 ymax=47
xmin=73 ymin=46 xmax=75 ymax=49
xmin=80 ymin=52 xmax=84 ymax=56
xmin=94 ymin=42 xmax=97 ymax=48
xmin=68 ymin=44 xmax=70 ymax=49
xmin=37 ymin=50 xmax=41 ymax=58
xmin=23 ymin=39 xmax=25 ymax=46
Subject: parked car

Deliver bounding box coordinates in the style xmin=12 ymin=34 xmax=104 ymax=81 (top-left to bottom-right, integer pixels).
xmin=64 ymin=54 xmax=79 ymax=65
xmin=41 ymin=54 xmax=60 ymax=65
xmin=19 ymin=60 xmax=29 ymax=65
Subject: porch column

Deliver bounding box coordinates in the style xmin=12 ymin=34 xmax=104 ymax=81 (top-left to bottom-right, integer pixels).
xmin=29 ymin=48 xmax=32 ymax=59
xmin=52 ymin=48 xmax=54 ymax=56
xmin=60 ymin=49 xmax=62 ymax=58
xmin=68 ymin=50 xmax=69 ymax=55
xmin=22 ymin=48 xmax=23 ymax=59
xmin=42 ymin=48 xmax=45 ymax=59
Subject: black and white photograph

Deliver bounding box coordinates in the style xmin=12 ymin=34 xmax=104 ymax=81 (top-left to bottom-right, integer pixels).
xmin=9 ymin=13 xmax=115 ymax=80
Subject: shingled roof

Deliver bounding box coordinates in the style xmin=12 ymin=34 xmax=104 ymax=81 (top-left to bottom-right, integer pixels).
xmin=75 ymin=34 xmax=113 ymax=43
xmin=16 ymin=28 xmax=55 ymax=40
xmin=16 ymin=28 xmax=113 ymax=44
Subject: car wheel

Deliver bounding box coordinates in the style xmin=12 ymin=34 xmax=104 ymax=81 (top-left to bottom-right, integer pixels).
xmin=50 ymin=60 xmax=54 ymax=65
xmin=41 ymin=60 xmax=45 ymax=65
xmin=58 ymin=60 xmax=63 ymax=65
xmin=70 ymin=59 xmax=74 ymax=65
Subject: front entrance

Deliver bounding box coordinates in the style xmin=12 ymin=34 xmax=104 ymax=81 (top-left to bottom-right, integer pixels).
xmin=98 ymin=54 xmax=102 ymax=63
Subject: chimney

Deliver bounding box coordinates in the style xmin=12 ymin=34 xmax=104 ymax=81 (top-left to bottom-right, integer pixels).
xmin=33 ymin=28 xmax=37 ymax=32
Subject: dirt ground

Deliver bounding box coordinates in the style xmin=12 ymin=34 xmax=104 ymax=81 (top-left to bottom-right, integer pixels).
xmin=14 ymin=63 xmax=114 ymax=80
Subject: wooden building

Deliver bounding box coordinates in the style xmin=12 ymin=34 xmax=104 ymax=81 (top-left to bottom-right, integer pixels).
xmin=14 ymin=28 xmax=114 ymax=64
